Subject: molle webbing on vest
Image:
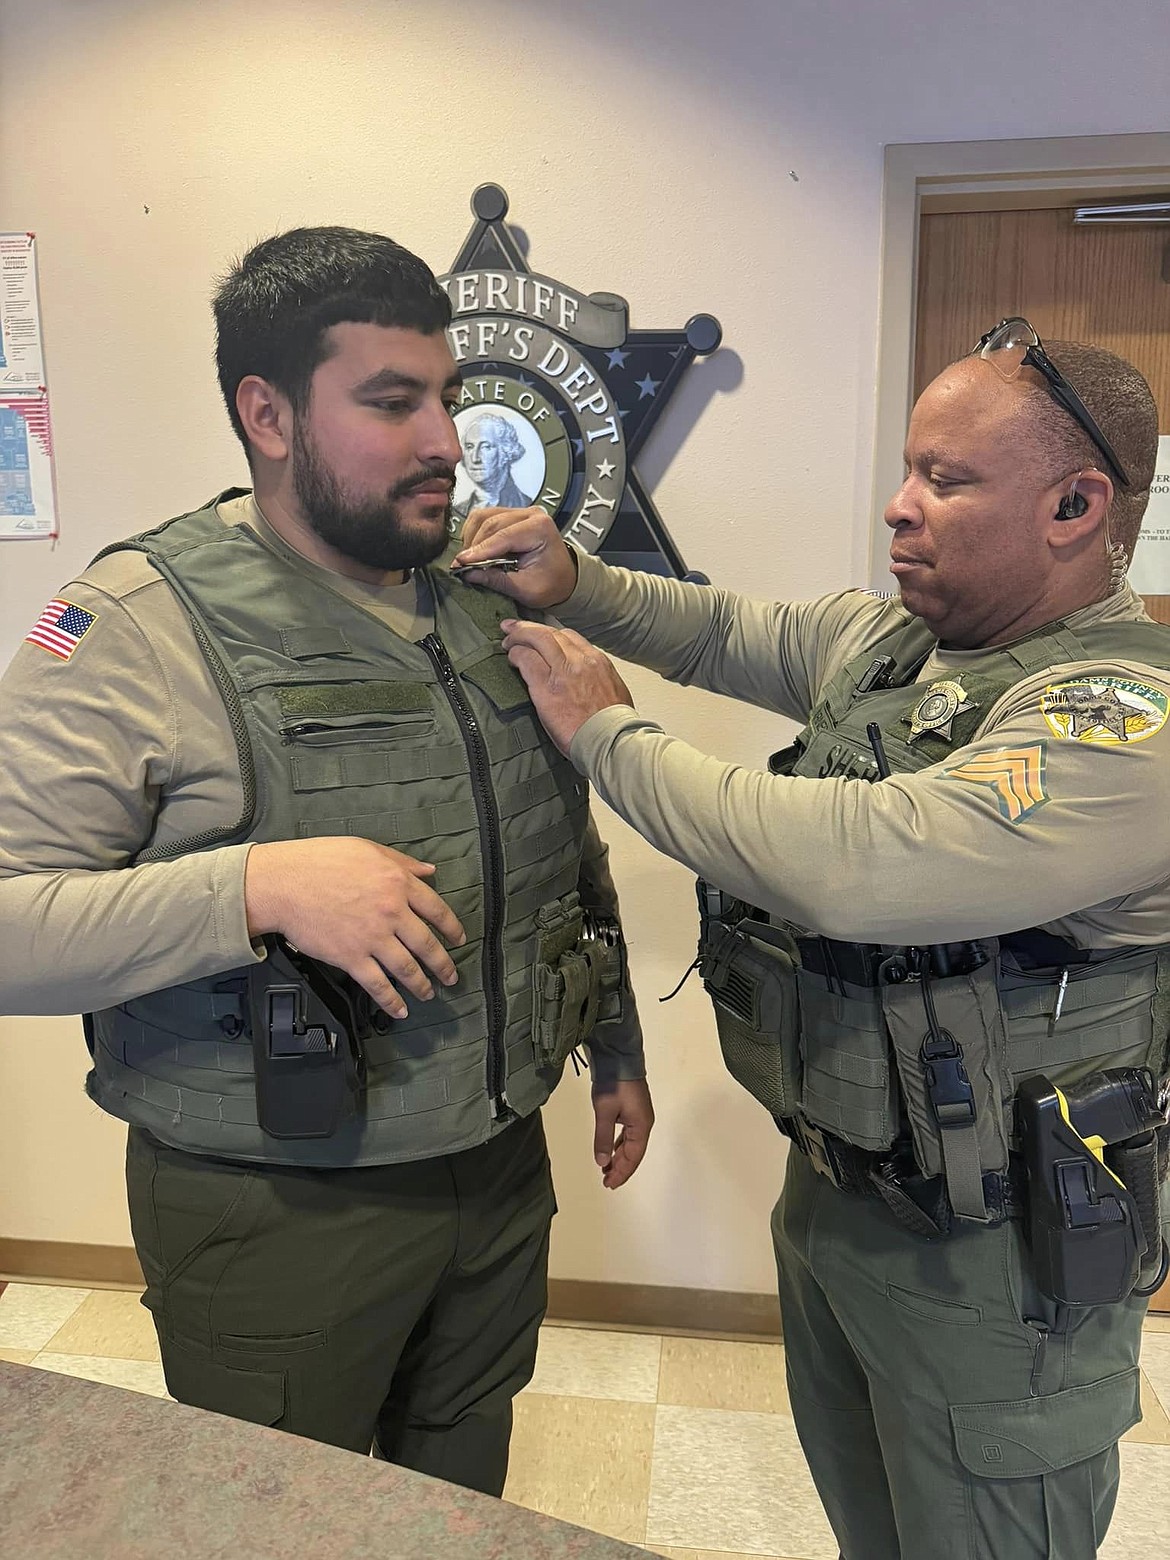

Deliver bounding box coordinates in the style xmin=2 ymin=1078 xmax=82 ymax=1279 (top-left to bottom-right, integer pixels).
xmin=711 ymin=610 xmax=1170 ymax=1217
xmin=86 ymin=501 xmax=589 ymax=1167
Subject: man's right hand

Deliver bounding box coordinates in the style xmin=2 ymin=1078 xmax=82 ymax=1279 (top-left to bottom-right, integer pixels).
xmin=243 ymin=838 xmax=466 ymax=1019
xmin=452 ymin=506 xmax=578 ymax=608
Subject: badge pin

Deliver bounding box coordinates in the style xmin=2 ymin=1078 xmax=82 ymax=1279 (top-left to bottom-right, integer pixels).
xmin=907 ymin=679 xmax=976 ymax=742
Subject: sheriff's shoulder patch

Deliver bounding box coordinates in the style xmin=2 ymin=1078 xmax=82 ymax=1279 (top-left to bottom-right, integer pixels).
xmin=24 ymin=598 xmax=98 ymax=662
xmin=1040 ymin=676 xmax=1169 ymax=746
xmin=940 ymin=743 xmax=1049 ymax=825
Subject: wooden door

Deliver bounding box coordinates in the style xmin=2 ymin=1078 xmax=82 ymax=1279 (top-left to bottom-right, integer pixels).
xmin=916 ymin=207 xmax=1170 ymax=1311
xmin=914 ymin=207 xmax=1170 ymax=624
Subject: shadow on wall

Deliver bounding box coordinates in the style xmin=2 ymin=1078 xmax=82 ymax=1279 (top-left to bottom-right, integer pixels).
xmin=637 ymin=348 xmax=746 ymax=492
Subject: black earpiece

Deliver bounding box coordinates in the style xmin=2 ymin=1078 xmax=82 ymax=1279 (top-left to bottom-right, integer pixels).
xmin=1056 ymin=486 xmax=1088 ymax=520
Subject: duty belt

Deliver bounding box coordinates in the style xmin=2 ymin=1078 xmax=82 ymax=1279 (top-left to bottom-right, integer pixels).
xmin=780 ymin=1114 xmax=1028 ymax=1239
xmin=795 ymin=929 xmax=1093 ymax=989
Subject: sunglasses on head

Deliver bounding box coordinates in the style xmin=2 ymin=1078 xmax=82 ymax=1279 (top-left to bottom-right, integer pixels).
xmin=971 ymin=317 xmax=1130 ymax=489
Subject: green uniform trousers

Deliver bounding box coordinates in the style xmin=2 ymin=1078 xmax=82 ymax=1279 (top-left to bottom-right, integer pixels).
xmin=125 ymin=1110 xmax=555 ymax=1497
xmin=773 ymin=1147 xmax=1146 ymax=1560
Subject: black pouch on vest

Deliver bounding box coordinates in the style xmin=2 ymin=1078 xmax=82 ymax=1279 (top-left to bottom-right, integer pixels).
xmin=248 ymin=940 xmax=366 ymax=1139
xmin=697 ymin=882 xmax=802 ymax=1118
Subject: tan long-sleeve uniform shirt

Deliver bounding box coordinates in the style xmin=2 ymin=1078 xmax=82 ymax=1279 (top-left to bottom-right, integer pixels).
xmin=558 ymin=553 xmax=1170 ymax=950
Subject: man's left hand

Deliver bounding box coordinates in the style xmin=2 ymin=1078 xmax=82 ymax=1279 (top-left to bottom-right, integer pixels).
xmin=501 ymin=620 xmax=634 ymax=755
xmin=591 ymin=1078 xmax=654 ymax=1189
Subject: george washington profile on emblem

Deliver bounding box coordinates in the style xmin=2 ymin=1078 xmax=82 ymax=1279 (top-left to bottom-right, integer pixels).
xmin=452 ymin=409 xmax=544 ymax=521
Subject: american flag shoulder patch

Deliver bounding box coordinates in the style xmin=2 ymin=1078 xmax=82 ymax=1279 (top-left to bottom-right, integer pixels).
xmin=940 ymin=742 xmax=1049 ymax=825
xmin=25 ymin=598 xmax=99 ymax=662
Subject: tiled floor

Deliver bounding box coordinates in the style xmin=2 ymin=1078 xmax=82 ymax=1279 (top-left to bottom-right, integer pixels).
xmin=1 ymin=1281 xmax=1169 ymax=1557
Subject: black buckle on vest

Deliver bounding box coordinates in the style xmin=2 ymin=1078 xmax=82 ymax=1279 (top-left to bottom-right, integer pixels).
xmin=792 ymin=1118 xmax=843 ymax=1187
xmin=921 ymin=1032 xmax=977 ymax=1128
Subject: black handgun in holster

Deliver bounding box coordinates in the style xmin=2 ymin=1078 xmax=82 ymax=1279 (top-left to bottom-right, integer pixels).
xmin=1018 ymin=1068 xmax=1168 ymax=1306
xmin=248 ymin=939 xmax=367 ymax=1139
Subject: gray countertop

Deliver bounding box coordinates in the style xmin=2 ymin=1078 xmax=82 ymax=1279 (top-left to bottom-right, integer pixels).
xmin=0 ymin=1360 xmax=645 ymax=1558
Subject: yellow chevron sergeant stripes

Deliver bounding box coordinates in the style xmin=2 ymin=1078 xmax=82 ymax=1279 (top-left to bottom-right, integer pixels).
xmin=940 ymin=742 xmax=1049 ymax=824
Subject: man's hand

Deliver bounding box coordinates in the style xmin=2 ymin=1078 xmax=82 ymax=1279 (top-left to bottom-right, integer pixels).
xmin=452 ymin=506 xmax=578 ymax=608
xmin=592 ymin=1078 xmax=654 ymax=1189
xmin=500 ymin=620 xmax=634 ymax=755
xmin=244 ymin=837 xmax=466 ymax=1019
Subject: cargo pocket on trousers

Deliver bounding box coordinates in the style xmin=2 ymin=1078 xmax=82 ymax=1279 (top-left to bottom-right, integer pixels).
xmin=161 ymin=1334 xmax=286 ymax=1427
xmin=950 ymin=1366 xmax=1139 ymax=1479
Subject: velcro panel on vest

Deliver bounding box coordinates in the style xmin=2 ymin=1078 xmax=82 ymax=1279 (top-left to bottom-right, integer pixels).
xmin=458 ymin=652 xmax=532 ymax=713
xmin=279 ymin=627 xmax=352 ymax=660
xmin=277 ymin=681 xmax=432 ymax=717
xmin=893 ymin=672 xmax=1005 ymax=765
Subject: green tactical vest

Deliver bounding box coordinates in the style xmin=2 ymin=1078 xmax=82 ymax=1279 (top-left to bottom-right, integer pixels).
xmin=703 ymin=606 xmax=1170 ymax=1218
xmin=85 ymin=499 xmax=590 ymax=1167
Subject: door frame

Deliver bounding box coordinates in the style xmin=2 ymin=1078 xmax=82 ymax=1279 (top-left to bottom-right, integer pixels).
xmin=869 ymin=130 xmax=1170 ymax=587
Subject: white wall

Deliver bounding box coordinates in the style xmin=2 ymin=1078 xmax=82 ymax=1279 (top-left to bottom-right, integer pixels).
xmin=2 ymin=0 xmax=1168 ymax=1292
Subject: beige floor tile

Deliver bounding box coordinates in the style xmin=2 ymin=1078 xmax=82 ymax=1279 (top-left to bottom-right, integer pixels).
xmin=504 ymin=1392 xmax=656 ymax=1544
xmin=1098 ymin=1441 xmax=1170 ymax=1557
xmin=658 ymin=1336 xmax=790 ymax=1416
xmin=44 ymin=1288 xmax=158 ymax=1361
xmin=1143 ymin=1312 xmax=1170 ymax=1333
xmin=1140 ymin=1334 xmax=1170 ymax=1417
xmin=1124 ymin=1369 xmax=1170 ymax=1445
xmin=32 ymin=1352 xmax=170 ymax=1398
xmin=0 ymin=1284 xmax=90 ymax=1351
xmin=0 ymin=1348 xmax=38 ymax=1365
xmin=646 ymin=1405 xmax=838 ymax=1560
xmin=523 ymin=1325 xmax=662 ymax=1402
xmin=644 ymin=1549 xmax=799 ymax=1559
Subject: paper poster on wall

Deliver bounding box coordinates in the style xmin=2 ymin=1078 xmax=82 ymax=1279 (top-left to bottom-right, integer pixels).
xmin=0 ymin=393 xmax=56 ymax=538
xmin=0 ymin=233 xmax=47 ymax=391
xmin=1128 ymin=434 xmax=1170 ymax=596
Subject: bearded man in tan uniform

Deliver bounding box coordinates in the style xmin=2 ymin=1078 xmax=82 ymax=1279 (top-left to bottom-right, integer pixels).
xmin=453 ymin=322 xmax=1170 ymax=1559
xmin=0 ymin=227 xmax=653 ymax=1493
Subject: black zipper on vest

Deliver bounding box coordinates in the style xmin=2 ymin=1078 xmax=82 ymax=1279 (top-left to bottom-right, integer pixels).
xmin=418 ymin=632 xmax=510 ymax=1117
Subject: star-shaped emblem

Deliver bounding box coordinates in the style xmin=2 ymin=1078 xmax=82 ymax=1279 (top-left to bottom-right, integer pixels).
xmin=438 ymin=184 xmax=722 ymax=578
xmin=907 ymin=679 xmax=978 ymax=743
xmin=1046 ymin=682 xmax=1131 ymax=742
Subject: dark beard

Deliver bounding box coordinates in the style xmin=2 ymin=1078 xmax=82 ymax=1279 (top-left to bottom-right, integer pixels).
xmin=292 ymin=424 xmax=454 ymax=573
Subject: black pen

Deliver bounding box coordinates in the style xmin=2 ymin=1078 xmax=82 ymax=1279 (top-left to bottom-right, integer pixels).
xmin=866 ymin=722 xmax=891 ymax=780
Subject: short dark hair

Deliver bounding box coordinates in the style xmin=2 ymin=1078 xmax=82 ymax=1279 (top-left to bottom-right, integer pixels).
xmin=213 ymin=226 xmax=452 ymax=456
xmin=1016 ymin=341 xmax=1160 ymax=559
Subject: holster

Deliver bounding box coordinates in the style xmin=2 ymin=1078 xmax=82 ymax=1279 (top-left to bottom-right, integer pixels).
xmin=248 ymin=940 xmax=366 ymax=1139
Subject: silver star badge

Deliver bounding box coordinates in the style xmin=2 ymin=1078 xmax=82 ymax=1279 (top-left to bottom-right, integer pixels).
xmin=907 ymin=679 xmax=977 ymax=742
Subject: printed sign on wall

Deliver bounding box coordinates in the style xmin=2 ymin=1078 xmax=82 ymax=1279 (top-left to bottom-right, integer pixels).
xmin=1 ymin=233 xmax=57 ymax=539
xmin=1128 ymin=433 xmax=1170 ymax=596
